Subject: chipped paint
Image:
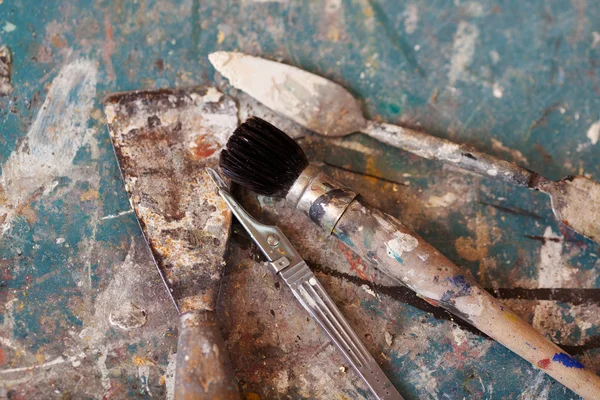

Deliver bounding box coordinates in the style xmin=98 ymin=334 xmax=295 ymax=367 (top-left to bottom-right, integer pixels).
xmin=425 ymin=192 xmax=458 ymax=208
xmin=537 ymin=227 xmax=573 ymax=288
xmin=552 ymin=353 xmax=584 ymax=369
xmin=0 ymin=45 xmax=13 ymax=96
xmin=492 ymin=82 xmax=503 ymax=98
xmin=491 ymin=138 xmax=528 ymax=165
xmin=586 ymin=120 xmax=600 ymax=145
xmin=385 ymin=232 xmax=418 ymax=262
xmin=403 ymin=4 xmax=418 ymax=34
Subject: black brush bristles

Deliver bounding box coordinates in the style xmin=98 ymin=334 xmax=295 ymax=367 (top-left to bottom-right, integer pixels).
xmin=219 ymin=117 xmax=309 ymax=197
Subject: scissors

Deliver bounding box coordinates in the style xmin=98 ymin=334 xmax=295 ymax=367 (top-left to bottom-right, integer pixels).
xmin=207 ymin=168 xmax=404 ymax=400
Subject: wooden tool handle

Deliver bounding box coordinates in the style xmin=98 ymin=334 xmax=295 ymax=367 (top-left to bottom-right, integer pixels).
xmin=174 ymin=311 xmax=240 ymax=400
xmin=364 ymin=121 xmax=540 ymax=188
xmin=333 ymin=197 xmax=600 ymax=399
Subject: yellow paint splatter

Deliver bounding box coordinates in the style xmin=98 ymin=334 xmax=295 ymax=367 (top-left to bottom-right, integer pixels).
xmin=455 ymin=237 xmax=479 ymax=262
xmin=328 ymin=26 xmax=340 ymax=42
xmin=159 ymin=375 xmax=166 ymax=385
xmin=80 ymin=188 xmax=99 ymax=202
xmin=132 ymin=355 xmax=156 ymax=366
xmin=245 ymin=393 xmax=261 ymax=400
xmin=505 ymin=312 xmax=521 ymax=324
xmin=35 ymin=352 xmax=46 ymax=364
xmin=217 ymin=31 xmax=225 ymax=44
xmin=90 ymin=108 xmax=106 ymax=124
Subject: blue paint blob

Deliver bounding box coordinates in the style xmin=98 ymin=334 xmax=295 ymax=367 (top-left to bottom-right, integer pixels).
xmin=552 ymin=353 xmax=584 ymax=369
xmin=336 ymin=231 xmax=356 ymax=249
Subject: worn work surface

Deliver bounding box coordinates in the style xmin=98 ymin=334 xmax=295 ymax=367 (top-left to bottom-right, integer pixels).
xmin=1 ymin=1 xmax=600 ymax=399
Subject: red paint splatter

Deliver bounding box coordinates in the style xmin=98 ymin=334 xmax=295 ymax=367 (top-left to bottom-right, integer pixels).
xmin=103 ymin=15 xmax=115 ymax=81
xmin=190 ymin=135 xmax=219 ymax=159
xmin=537 ymin=358 xmax=551 ymax=369
xmin=337 ymin=242 xmax=369 ymax=280
xmin=422 ymin=297 xmax=439 ymax=307
xmin=0 ymin=346 xmax=5 ymax=365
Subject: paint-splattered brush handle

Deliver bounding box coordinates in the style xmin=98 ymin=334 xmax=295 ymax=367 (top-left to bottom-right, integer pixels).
xmin=286 ymin=166 xmax=600 ymax=399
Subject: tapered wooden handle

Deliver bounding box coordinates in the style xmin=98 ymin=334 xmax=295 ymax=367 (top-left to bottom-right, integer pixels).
xmin=174 ymin=311 xmax=240 ymax=400
xmin=333 ymin=196 xmax=600 ymax=399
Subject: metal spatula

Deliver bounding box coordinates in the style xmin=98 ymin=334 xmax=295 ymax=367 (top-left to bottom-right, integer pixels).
xmin=209 ymin=51 xmax=600 ymax=244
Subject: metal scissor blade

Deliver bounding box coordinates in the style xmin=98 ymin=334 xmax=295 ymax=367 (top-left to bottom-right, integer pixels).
xmin=206 ymin=168 xmax=404 ymax=400
xmin=206 ymin=168 xmax=304 ymax=270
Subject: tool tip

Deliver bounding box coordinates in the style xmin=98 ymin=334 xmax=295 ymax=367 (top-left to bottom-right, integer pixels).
xmin=206 ymin=167 xmax=229 ymax=191
xmin=208 ymin=51 xmax=233 ymax=71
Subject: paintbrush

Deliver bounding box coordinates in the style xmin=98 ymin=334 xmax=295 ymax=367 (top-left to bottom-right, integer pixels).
xmin=219 ymin=117 xmax=600 ymax=399
xmin=209 ymin=51 xmax=600 ymax=244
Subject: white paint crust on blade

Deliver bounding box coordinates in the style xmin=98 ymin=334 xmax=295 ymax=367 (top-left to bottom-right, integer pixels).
xmin=209 ymin=51 xmax=365 ymax=136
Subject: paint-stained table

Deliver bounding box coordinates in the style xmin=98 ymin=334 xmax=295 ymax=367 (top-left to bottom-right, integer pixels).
xmin=1 ymin=1 xmax=599 ymax=399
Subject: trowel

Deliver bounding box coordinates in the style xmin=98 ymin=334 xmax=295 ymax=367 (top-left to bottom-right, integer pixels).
xmin=209 ymin=52 xmax=600 ymax=244
xmin=104 ymin=87 xmax=240 ymax=399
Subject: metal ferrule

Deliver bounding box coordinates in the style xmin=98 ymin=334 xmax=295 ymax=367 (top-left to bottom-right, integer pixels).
xmin=286 ymin=164 xmax=358 ymax=233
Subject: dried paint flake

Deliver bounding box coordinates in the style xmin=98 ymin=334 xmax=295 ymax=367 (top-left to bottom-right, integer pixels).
xmin=0 ymin=45 xmax=13 ymax=96
xmin=2 ymin=21 xmax=16 ymax=32
xmin=384 ymin=331 xmax=393 ymax=346
xmin=385 ymin=232 xmax=418 ymax=262
xmin=587 ymin=120 xmax=600 ymax=145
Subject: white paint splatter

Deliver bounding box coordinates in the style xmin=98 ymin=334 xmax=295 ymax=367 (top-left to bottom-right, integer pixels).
xmin=425 ymin=192 xmax=458 ymax=208
xmin=593 ymin=32 xmax=600 ymax=48
xmin=201 ymin=87 xmax=224 ymax=103
xmin=0 ymin=356 xmax=67 ymax=374
xmin=518 ymin=370 xmax=550 ymax=400
xmin=361 ymin=284 xmax=378 ymax=298
xmin=165 ymin=353 xmax=177 ymax=400
xmin=463 ymin=2 xmax=484 ymax=17
xmin=448 ymin=21 xmax=479 ymax=85
xmin=537 ymin=227 xmax=577 ymax=288
xmin=96 ymin=346 xmax=110 ymax=390
xmin=138 ymin=365 xmax=153 ymax=397
xmin=586 ymin=120 xmax=600 ymax=145
xmin=489 ymin=50 xmax=500 ymax=64
xmin=492 ymin=82 xmax=503 ymax=98
xmin=273 ymin=370 xmax=289 ymax=393
xmin=324 ymin=0 xmax=342 ymax=13
xmin=3 ymin=22 xmax=16 ymax=32
xmin=386 ymin=232 xmax=418 ymax=260
xmin=403 ymin=4 xmax=418 ymax=34
xmin=100 ymin=209 xmax=134 ymax=220
xmin=0 ymin=59 xmax=97 ymax=234
xmin=384 ymin=331 xmax=393 ymax=346
xmin=327 ymin=138 xmax=380 ymax=155
xmin=486 ymin=169 xmax=498 ymax=176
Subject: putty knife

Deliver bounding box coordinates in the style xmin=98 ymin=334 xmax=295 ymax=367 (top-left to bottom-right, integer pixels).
xmin=104 ymin=87 xmax=240 ymax=399
xmin=209 ymin=51 xmax=600 ymax=244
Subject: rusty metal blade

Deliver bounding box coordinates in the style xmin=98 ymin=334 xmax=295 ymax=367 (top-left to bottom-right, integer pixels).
xmin=104 ymin=87 xmax=238 ymax=313
xmin=538 ymin=176 xmax=600 ymax=242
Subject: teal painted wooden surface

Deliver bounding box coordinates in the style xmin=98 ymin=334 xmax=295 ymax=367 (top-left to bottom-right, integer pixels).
xmin=1 ymin=0 xmax=599 ymax=399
